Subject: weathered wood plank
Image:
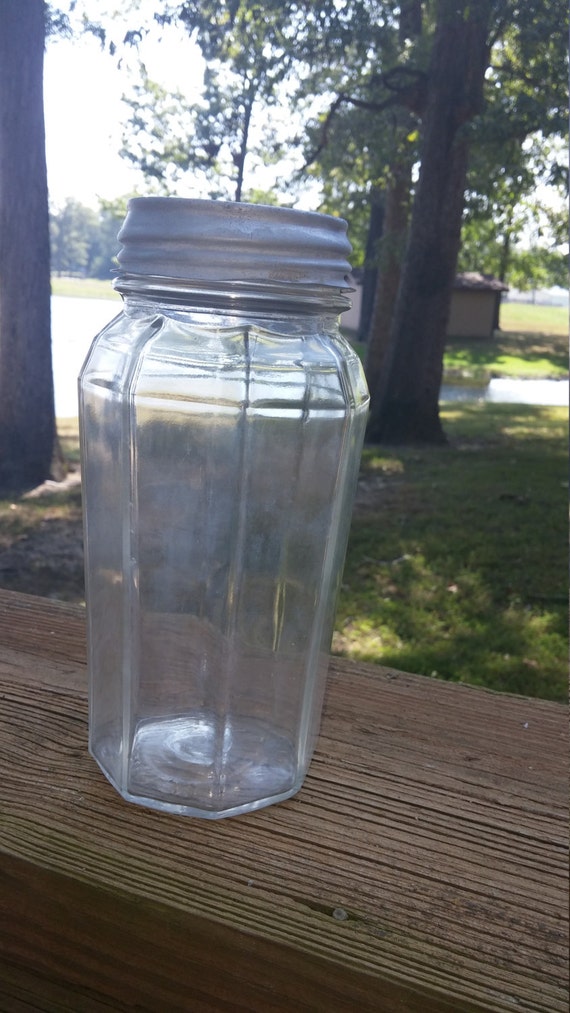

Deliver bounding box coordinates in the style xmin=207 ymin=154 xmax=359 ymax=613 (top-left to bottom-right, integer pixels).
xmin=0 ymin=588 xmax=86 ymax=666
xmin=0 ymin=589 xmax=567 ymax=1011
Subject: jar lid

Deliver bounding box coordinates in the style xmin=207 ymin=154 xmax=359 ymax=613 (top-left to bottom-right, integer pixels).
xmin=116 ymin=197 xmax=353 ymax=290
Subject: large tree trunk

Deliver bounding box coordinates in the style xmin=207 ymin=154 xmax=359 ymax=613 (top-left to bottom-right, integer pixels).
xmin=0 ymin=0 xmax=55 ymax=493
xmin=357 ymin=189 xmax=384 ymax=342
xmin=364 ymin=0 xmax=421 ymax=420
xmin=364 ymin=159 xmax=412 ymax=400
xmin=367 ymin=0 xmax=491 ymax=444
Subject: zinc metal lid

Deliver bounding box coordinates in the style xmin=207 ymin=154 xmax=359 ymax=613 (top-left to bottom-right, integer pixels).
xmin=116 ymin=197 xmax=353 ymax=290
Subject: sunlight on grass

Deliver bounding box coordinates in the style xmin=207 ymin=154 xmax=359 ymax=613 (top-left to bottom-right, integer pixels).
xmin=444 ymin=331 xmax=568 ymax=380
xmin=0 ymin=380 xmax=566 ymax=698
xmin=337 ymin=403 xmax=568 ymax=701
xmin=499 ymin=301 xmax=568 ymax=336
xmin=57 ymin=417 xmax=80 ymax=462
xmin=51 ymin=276 xmax=120 ymax=300
xmin=360 ymin=450 xmax=405 ymax=473
xmin=440 ymin=403 xmax=568 ymax=439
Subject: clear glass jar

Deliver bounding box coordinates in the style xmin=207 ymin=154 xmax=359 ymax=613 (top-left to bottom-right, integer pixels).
xmin=79 ymin=198 xmax=369 ymax=818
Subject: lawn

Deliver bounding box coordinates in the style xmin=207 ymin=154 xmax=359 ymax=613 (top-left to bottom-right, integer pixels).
xmin=349 ymin=301 xmax=568 ymax=379
xmin=499 ymin=300 xmax=568 ymax=337
xmin=51 ymin=276 xmax=119 ymax=300
xmin=444 ymin=329 xmax=568 ymax=381
xmin=0 ymin=326 xmax=567 ymax=701
xmin=337 ymin=404 xmax=568 ymax=702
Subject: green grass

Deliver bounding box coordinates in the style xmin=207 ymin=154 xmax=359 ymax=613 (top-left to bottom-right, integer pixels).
xmin=51 ymin=276 xmax=120 ymax=300
xmin=348 ymin=303 xmax=568 ymax=379
xmin=1 ymin=339 xmax=567 ymax=700
xmin=444 ymin=330 xmax=568 ymax=381
xmin=335 ymin=404 xmax=568 ymax=701
xmin=58 ymin=417 xmax=80 ymax=463
xmin=499 ymin=301 xmax=568 ymax=337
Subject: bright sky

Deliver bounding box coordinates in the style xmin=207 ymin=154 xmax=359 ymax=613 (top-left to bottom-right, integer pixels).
xmin=43 ymin=13 xmax=566 ymax=248
xmin=42 ymin=11 xmax=321 ymax=214
xmin=43 ymin=21 xmax=203 ymax=209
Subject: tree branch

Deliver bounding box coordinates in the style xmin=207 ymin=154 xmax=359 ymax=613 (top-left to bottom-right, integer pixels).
xmin=299 ymin=69 xmax=427 ymax=172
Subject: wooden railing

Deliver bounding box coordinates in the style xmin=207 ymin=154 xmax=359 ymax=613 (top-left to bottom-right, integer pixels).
xmin=0 ymin=589 xmax=567 ymax=1012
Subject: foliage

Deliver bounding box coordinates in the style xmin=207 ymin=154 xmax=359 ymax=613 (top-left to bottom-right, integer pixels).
xmin=115 ymin=2 xmax=427 ymax=213
xmin=49 ymin=0 xmax=570 ymax=265
xmin=458 ymin=217 xmax=569 ymax=290
xmin=504 ymin=248 xmax=568 ymax=292
xmin=454 ymin=2 xmax=569 ymax=284
xmin=299 ymin=3 xmax=566 ymax=263
xmin=47 ymin=1 xmax=569 ymax=447
xmin=460 ymin=129 xmax=568 ymax=286
xmin=120 ymin=64 xmax=281 ymax=202
xmin=49 ymin=198 xmax=123 ymax=278
xmin=119 ymin=0 xmax=313 ymax=201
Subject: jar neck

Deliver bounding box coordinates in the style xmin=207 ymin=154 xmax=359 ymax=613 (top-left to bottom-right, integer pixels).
xmin=114 ymin=273 xmax=352 ymax=317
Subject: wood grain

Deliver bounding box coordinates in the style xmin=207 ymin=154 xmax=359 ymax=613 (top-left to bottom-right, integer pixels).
xmin=0 ymin=589 xmax=567 ymax=1012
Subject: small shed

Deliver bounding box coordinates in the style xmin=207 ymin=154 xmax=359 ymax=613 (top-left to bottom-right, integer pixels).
xmin=447 ymin=272 xmax=509 ymax=339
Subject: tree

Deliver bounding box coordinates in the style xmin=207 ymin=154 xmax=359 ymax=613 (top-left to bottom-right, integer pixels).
xmin=0 ymin=0 xmax=55 ymax=493
xmin=458 ymin=198 xmax=569 ymax=292
xmin=118 ymin=2 xmax=407 ymax=206
xmin=363 ymin=3 xmax=424 ymax=413
xmin=85 ymin=0 xmax=568 ymax=444
xmin=88 ymin=205 xmax=123 ymax=278
xmin=50 ymin=199 xmax=98 ymax=275
xmin=366 ymin=0 xmax=492 ymax=444
xmin=294 ymin=0 xmax=566 ymax=441
xmin=120 ymin=66 xmax=257 ymax=201
xmin=501 ymin=246 xmax=568 ymax=292
xmin=300 ymin=6 xmax=425 ymax=348
xmin=120 ymin=1 xmax=301 ymax=201
xmin=458 ymin=31 xmax=568 ymax=288
xmin=50 ymin=198 xmax=121 ymax=277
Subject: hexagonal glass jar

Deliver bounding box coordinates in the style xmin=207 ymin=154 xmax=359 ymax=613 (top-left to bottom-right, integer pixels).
xmin=79 ymin=198 xmax=369 ymax=818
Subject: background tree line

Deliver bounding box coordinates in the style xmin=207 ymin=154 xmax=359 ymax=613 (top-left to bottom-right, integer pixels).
xmin=0 ymin=0 xmax=567 ymax=493
xmin=48 ymin=193 xmax=567 ymax=293
xmin=49 ymin=198 xmax=122 ymax=278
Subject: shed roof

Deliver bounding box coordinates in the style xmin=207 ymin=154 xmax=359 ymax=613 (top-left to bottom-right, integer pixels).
xmin=453 ymin=272 xmax=509 ymax=292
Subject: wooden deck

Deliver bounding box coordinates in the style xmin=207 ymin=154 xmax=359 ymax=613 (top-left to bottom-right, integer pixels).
xmin=0 ymin=589 xmax=567 ymax=1011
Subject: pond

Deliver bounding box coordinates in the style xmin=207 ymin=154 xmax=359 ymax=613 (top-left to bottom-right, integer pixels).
xmin=440 ymin=378 xmax=569 ymax=407
xmin=52 ymin=296 xmax=120 ymax=417
xmin=51 ymin=296 xmax=569 ymax=417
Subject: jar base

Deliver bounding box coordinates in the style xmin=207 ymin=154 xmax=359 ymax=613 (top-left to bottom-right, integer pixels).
xmin=91 ymin=712 xmax=303 ymax=818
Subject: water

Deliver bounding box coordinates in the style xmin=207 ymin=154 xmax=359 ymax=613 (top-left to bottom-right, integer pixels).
xmin=52 ymin=295 xmax=120 ymax=416
xmin=440 ymin=377 xmax=568 ymax=406
xmin=51 ymin=296 xmax=568 ymax=415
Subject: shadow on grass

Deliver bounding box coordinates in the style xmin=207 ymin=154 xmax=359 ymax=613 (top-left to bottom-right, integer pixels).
xmin=441 ymin=402 xmax=569 ymax=445
xmin=337 ymin=405 xmax=568 ymax=702
xmin=0 ymin=486 xmax=84 ymax=603
xmin=444 ymin=331 xmax=569 ymax=378
xmin=0 ymin=405 xmax=566 ymax=700
xmin=335 ymin=545 xmax=566 ymax=701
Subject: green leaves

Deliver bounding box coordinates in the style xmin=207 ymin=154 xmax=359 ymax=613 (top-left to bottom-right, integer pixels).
xmin=49 ymin=199 xmax=121 ymax=278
